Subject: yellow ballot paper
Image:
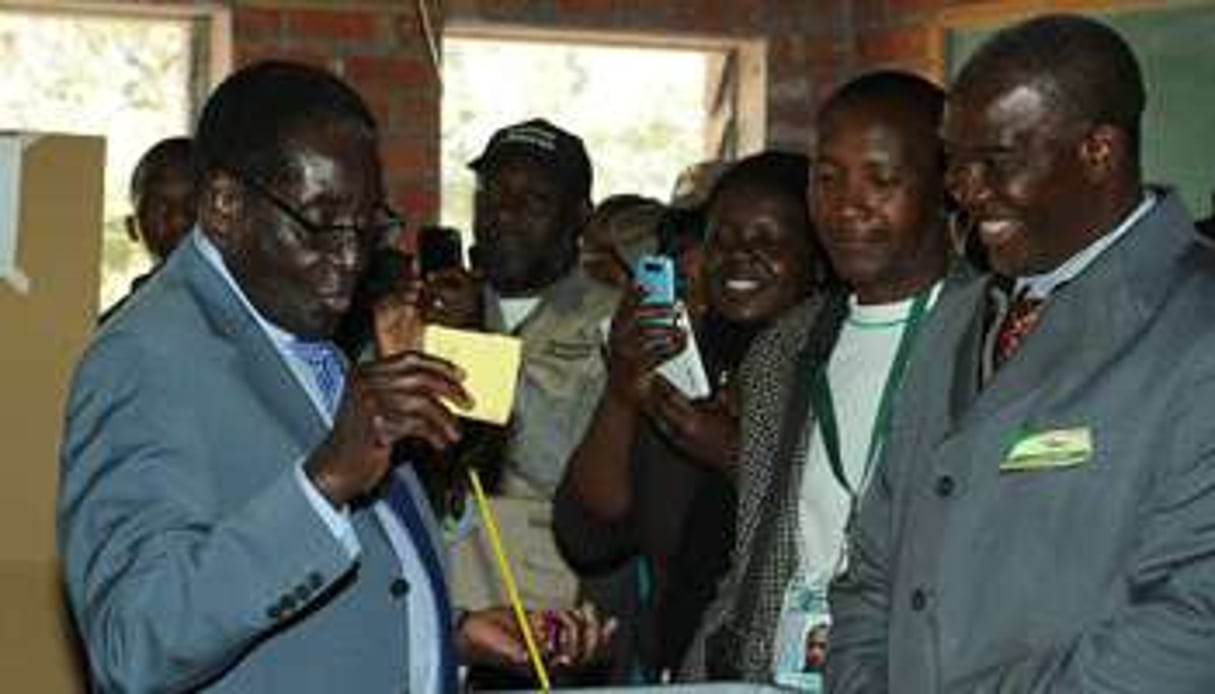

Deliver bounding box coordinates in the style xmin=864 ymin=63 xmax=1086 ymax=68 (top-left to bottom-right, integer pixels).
xmin=423 ymin=325 xmax=521 ymax=425
xmin=1001 ymin=426 xmax=1093 ymax=472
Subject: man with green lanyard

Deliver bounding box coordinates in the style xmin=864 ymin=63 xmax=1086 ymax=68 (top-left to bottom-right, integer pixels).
xmin=681 ymin=70 xmax=951 ymax=689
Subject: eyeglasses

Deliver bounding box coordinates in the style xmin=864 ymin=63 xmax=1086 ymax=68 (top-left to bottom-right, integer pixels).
xmin=225 ymin=167 xmax=405 ymax=253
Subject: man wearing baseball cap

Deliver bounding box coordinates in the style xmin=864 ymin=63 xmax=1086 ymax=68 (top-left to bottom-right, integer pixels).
xmin=468 ymin=117 xmax=614 ymax=496
xmin=440 ymin=120 xmax=621 ymax=653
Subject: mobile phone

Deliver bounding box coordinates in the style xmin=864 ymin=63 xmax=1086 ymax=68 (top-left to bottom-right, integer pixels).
xmin=596 ymin=303 xmax=710 ymax=400
xmin=419 ymin=225 xmax=463 ymax=274
xmin=635 ymin=253 xmax=676 ymax=304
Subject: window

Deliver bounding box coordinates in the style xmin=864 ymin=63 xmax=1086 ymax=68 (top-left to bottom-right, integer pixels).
xmin=0 ymin=4 xmax=228 ymax=310
xmin=441 ymin=34 xmax=735 ymax=235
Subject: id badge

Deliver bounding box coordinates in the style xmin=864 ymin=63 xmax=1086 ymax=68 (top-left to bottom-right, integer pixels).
xmin=772 ymin=575 xmax=829 ymax=691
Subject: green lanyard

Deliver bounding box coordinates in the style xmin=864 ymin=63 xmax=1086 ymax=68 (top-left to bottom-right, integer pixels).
xmin=808 ymin=289 xmax=931 ymax=498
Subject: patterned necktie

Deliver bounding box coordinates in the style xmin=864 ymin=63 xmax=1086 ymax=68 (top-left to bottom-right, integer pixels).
xmin=994 ymin=292 xmax=1046 ymax=369
xmin=289 ymin=339 xmax=346 ymax=416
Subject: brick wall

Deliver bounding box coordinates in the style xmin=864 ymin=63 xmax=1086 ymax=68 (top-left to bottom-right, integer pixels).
xmin=226 ymin=0 xmax=1002 ymax=223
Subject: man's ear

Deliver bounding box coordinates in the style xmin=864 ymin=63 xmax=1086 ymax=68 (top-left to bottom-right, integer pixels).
xmin=1079 ymin=124 xmax=1124 ymax=184
xmin=198 ymin=170 xmax=244 ymax=251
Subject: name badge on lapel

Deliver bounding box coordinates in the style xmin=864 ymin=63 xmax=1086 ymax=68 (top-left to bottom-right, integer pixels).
xmin=1001 ymin=427 xmax=1093 ymax=472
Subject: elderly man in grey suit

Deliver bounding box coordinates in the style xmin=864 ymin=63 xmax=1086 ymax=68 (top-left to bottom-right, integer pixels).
xmin=829 ymin=14 xmax=1215 ymax=693
xmin=59 ymin=61 xmax=605 ymax=693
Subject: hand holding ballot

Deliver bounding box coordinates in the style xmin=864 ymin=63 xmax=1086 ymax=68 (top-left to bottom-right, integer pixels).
xmin=372 ymin=259 xmax=521 ymax=426
xmin=304 ymin=270 xmax=472 ymax=507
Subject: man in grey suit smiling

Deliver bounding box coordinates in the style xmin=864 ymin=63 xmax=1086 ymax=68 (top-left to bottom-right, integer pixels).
xmin=829 ymin=14 xmax=1215 ymax=693
xmin=58 ymin=61 xmax=606 ymax=694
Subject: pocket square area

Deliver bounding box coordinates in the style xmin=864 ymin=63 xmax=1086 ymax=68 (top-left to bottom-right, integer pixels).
xmin=1001 ymin=427 xmax=1093 ymax=472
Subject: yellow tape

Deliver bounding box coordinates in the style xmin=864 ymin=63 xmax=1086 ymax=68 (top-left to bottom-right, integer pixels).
xmin=467 ymin=468 xmax=551 ymax=690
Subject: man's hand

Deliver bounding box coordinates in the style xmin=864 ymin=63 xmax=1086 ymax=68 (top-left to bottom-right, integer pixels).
xmin=457 ymin=603 xmax=617 ymax=672
xmin=423 ymin=267 xmax=483 ymax=330
xmin=304 ymin=351 xmax=473 ymax=506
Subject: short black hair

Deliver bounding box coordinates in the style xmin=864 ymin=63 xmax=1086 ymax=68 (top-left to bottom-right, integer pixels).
xmin=129 ymin=136 xmax=193 ymax=205
xmin=194 ymin=60 xmax=377 ymax=186
xmin=705 ymin=150 xmax=810 ymax=216
xmin=954 ymin=14 xmax=1145 ymax=148
xmin=819 ymin=70 xmax=945 ymax=171
xmin=822 ymin=69 xmax=943 ymax=124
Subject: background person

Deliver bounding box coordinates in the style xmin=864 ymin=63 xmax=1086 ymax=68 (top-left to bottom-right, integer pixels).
xmin=829 ymin=16 xmax=1215 ymax=693
xmin=556 ymin=151 xmax=828 ymax=682
xmin=100 ymin=135 xmax=196 ymax=324
xmin=682 ymin=70 xmax=950 ymax=689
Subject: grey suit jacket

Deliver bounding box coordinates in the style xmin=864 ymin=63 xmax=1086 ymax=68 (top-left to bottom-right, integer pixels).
xmin=59 ymin=237 xmax=444 ymax=693
xmin=829 ymin=190 xmax=1215 ymax=693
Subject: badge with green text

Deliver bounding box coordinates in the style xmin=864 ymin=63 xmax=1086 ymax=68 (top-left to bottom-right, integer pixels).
xmin=1001 ymin=427 xmax=1093 ymax=472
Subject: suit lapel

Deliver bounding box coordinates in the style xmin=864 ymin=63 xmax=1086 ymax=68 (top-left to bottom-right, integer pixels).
xmin=174 ymin=237 xmax=327 ymax=447
xmin=960 ymin=191 xmax=1194 ymax=426
xmin=937 ymin=280 xmax=988 ymax=429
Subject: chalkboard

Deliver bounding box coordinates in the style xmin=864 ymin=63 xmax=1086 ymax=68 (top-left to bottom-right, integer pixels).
xmin=946 ymin=5 xmax=1215 ymax=217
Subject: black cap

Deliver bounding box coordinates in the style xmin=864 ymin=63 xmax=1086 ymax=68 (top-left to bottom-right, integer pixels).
xmin=469 ymin=118 xmax=592 ymax=200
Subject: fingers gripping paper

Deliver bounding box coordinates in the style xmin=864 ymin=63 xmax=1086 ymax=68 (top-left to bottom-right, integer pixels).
xmin=423 ymin=325 xmax=521 ymax=425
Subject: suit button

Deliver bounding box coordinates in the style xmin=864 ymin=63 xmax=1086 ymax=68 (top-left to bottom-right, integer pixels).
xmin=307 ymin=571 xmax=323 ymax=590
xmin=911 ymin=588 xmax=927 ymax=611
xmin=935 ymin=475 xmax=955 ymax=497
xmin=280 ymin=595 xmax=297 ymax=613
xmin=294 ymin=584 xmax=311 ymax=602
xmin=266 ymin=604 xmax=282 ymax=620
xmin=390 ymin=578 xmax=410 ymax=598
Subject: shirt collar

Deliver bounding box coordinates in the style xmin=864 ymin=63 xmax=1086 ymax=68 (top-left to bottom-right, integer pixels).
xmin=191 ymin=226 xmax=299 ymax=350
xmin=1015 ymin=190 xmax=1157 ymax=299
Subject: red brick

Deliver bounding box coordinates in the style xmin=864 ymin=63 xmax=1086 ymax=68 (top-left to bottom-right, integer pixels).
xmin=555 ymin=0 xmax=614 ymax=18
xmin=720 ymin=0 xmax=766 ymax=29
xmin=391 ymin=104 xmax=438 ymax=136
xmin=857 ymin=25 xmax=931 ymax=66
xmin=381 ymin=134 xmax=437 ymax=177
xmin=392 ymin=186 xmax=439 ymax=225
xmin=233 ymin=43 xmax=336 ymax=72
xmin=612 ymin=0 xmax=666 ymax=23
xmin=890 ymin=0 xmax=950 ymax=14
xmin=234 ymin=41 xmax=278 ymax=69
xmin=854 ymin=0 xmax=889 ymax=26
xmin=233 ymin=8 xmax=282 ymax=41
xmin=354 ymin=86 xmax=394 ymax=129
xmin=285 ymin=10 xmax=377 ymax=43
xmin=479 ymin=0 xmax=534 ymax=21
xmin=387 ymin=13 xmax=431 ymax=57
xmin=772 ymin=35 xmax=811 ymax=68
xmin=345 ymin=55 xmax=437 ymax=88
